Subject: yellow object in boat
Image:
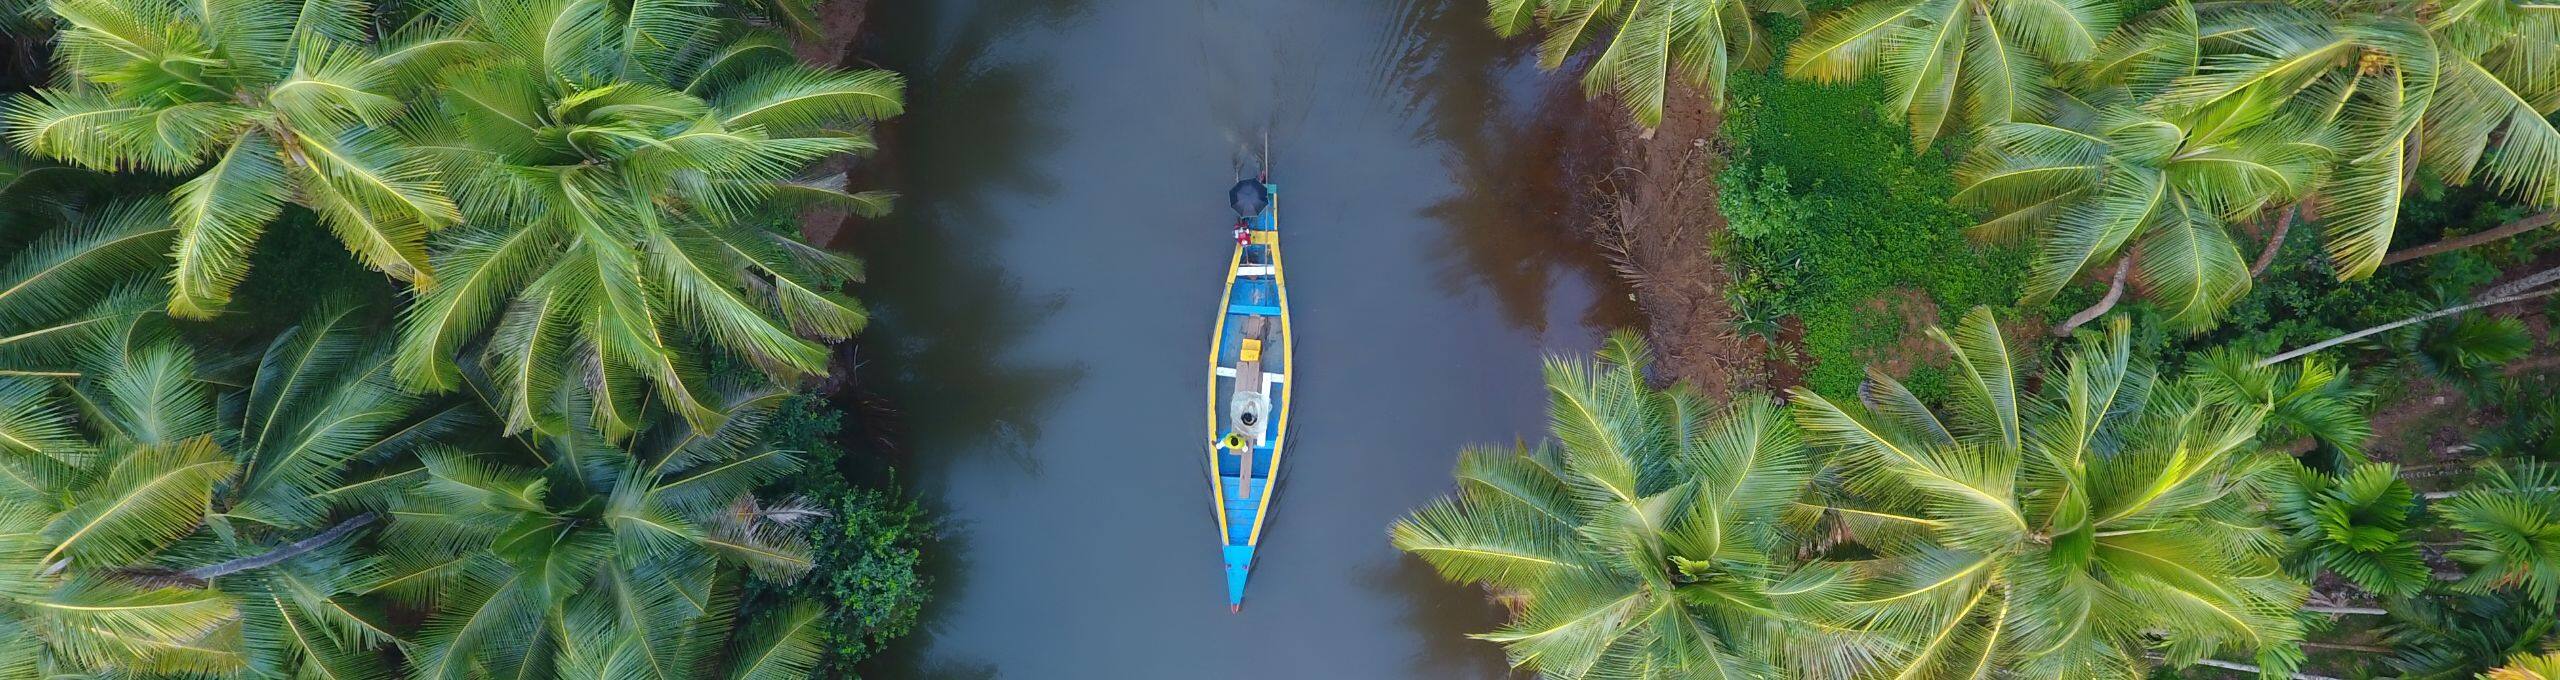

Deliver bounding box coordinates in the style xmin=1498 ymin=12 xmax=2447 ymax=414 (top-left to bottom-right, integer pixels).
xmin=1239 ymin=338 xmax=1262 ymax=362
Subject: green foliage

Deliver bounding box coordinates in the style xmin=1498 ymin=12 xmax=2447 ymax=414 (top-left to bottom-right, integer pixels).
xmin=386 ymin=0 xmax=901 ymax=437
xmin=1786 ymin=0 xmax=2119 ymax=150
xmin=1715 ymin=58 xmax=2027 ymax=396
xmin=1486 ymin=0 xmax=1778 ymax=128
xmin=2381 ymin=594 xmax=2557 ymax=680
xmin=2487 ymin=651 xmax=2560 ymax=680
xmin=1391 ymin=332 xmax=1847 ymax=679
xmin=386 ymin=382 xmax=827 ymax=680
xmin=1789 ymin=308 xmax=2313 ymax=678
xmin=748 ymin=395 xmax=928 ymax=673
xmin=0 ymin=307 xmax=446 ymax=678
xmin=2435 ymin=462 xmax=2560 ymax=608
xmin=805 ymin=486 xmax=927 ymax=666
xmin=2185 ymin=348 xmax=2373 ymax=469
xmin=2270 ymin=462 xmax=2429 ymax=597
xmin=0 ymin=1 xmax=920 ymax=677
xmin=2414 ymin=313 xmax=2533 ymax=384
xmin=4 ymin=0 xmax=473 ymax=317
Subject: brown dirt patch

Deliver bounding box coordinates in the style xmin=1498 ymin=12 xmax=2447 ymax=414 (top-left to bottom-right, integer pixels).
xmin=1567 ymin=83 xmax=1767 ymax=397
xmin=1849 ymin=289 xmax=1945 ymax=382
xmin=793 ymin=0 xmax=880 ymax=249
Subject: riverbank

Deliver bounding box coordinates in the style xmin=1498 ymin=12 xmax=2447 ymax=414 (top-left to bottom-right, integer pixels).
xmin=1565 ymin=84 xmax=1770 ymax=398
xmin=1555 ymin=59 xmax=2036 ymax=401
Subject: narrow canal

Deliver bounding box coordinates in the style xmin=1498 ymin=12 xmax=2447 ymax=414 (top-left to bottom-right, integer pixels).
xmin=849 ymin=0 xmax=1635 ymax=676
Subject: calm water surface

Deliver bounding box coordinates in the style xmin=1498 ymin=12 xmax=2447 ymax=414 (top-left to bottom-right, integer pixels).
xmin=848 ymin=0 xmax=1633 ymax=676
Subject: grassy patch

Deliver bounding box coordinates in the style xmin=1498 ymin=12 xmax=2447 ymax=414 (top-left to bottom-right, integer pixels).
xmin=1714 ymin=48 xmax=2030 ymax=397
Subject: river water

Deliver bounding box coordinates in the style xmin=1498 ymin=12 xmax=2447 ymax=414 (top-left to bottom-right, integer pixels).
xmin=848 ymin=0 xmax=1633 ymax=677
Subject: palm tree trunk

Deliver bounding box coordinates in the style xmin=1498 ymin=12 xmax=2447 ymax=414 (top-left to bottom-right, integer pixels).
xmin=2257 ymin=266 xmax=2560 ymax=367
xmin=2188 ymin=658 xmax=2343 ymax=680
xmin=2251 ymin=206 xmax=2298 ymax=277
xmin=2051 ymin=257 xmax=2132 ymax=336
xmin=2380 ymin=211 xmax=2555 ymax=267
xmin=185 ymin=512 xmax=378 ymax=581
xmin=2301 ymin=641 xmax=2393 ymax=653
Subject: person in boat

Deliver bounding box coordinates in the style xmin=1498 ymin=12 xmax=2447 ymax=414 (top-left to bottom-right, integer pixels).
xmin=1229 ymin=178 xmax=1267 ymax=245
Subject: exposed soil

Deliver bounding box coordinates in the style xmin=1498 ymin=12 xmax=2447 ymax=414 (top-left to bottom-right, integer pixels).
xmin=1566 ymin=83 xmax=1769 ymax=397
xmin=795 ymin=0 xmax=880 ymax=249
xmin=2362 ymin=252 xmax=2560 ymax=473
xmin=1852 ymin=289 xmax=1945 ymax=382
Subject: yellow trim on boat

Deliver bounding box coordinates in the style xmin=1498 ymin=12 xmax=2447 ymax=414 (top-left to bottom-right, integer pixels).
xmin=1247 ymin=193 xmax=1290 ymax=548
xmin=1204 ymin=243 xmax=1242 ymax=546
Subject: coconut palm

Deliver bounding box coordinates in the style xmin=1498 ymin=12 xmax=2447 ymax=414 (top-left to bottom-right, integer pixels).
xmin=389 ymin=0 xmax=901 ymax=436
xmin=2 ymin=0 xmax=475 ymax=317
xmin=1784 ymin=0 xmax=2118 ymax=149
xmin=0 ymin=306 xmax=456 ymax=678
xmin=383 ymin=381 xmax=824 ymax=680
xmin=1787 ymin=308 xmax=2311 ymax=678
xmin=0 ymin=200 xmax=168 ymax=375
xmin=1488 ymin=0 xmax=1775 ymax=129
xmin=1391 ymin=332 xmax=1862 ymax=679
xmin=1954 ymin=93 xmax=2327 ymax=330
xmin=2139 ymin=0 xmax=2560 ymax=279
xmin=2488 ymin=651 xmax=2560 ymax=679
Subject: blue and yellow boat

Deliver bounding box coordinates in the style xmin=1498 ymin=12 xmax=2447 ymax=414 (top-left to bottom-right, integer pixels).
xmin=1206 ymin=179 xmax=1290 ymax=611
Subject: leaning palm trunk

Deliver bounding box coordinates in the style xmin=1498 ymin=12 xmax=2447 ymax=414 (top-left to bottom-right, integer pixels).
xmin=2379 ymin=211 xmax=2557 ymax=267
xmin=2051 ymin=257 xmax=2131 ymax=335
xmin=2258 ymin=266 xmax=2560 ymax=367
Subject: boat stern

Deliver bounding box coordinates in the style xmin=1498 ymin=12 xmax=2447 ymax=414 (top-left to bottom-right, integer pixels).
xmin=1222 ymin=544 xmax=1255 ymax=611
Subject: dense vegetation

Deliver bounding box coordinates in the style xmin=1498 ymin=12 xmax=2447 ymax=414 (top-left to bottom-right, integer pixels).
xmin=1448 ymin=0 xmax=2560 ymax=678
xmin=0 ymin=0 xmax=922 ymax=678
xmin=1404 ymin=314 xmax=2557 ymax=679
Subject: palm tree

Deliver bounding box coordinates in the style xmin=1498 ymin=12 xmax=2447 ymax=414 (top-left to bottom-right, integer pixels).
xmin=0 ymin=307 xmax=453 ymax=678
xmin=389 ymin=0 xmax=901 ymax=436
xmin=1788 ymin=308 xmax=2312 ymax=678
xmin=2434 ymin=462 xmax=2560 ymax=608
xmin=382 ymin=381 xmax=824 ymax=680
xmin=2379 ymin=593 xmax=2556 ymax=679
xmin=1784 ymin=0 xmax=2118 ymax=149
xmin=1954 ymin=89 xmax=2327 ymax=332
xmin=1488 ymin=0 xmax=1775 ymax=130
xmin=2 ymin=0 xmax=474 ymax=317
xmin=2184 ymin=348 xmax=2372 ymax=469
xmin=2260 ymin=264 xmax=2560 ymax=367
xmin=0 ymin=199 xmax=168 ymax=375
xmin=1391 ymin=332 xmax=1859 ymax=679
xmin=2142 ymin=0 xmax=2560 ymax=279
xmin=2488 ymin=651 xmax=2560 ymax=680
xmin=2269 ymin=461 xmax=2429 ymax=597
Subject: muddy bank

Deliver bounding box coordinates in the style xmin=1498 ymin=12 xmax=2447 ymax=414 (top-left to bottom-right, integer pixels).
xmin=796 ymin=0 xmax=879 ymax=249
xmin=1563 ymin=84 xmax=1769 ymax=397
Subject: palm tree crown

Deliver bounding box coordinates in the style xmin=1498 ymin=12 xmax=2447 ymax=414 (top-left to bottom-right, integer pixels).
xmin=2142 ymin=0 xmax=2560 ymax=278
xmin=1788 ymin=308 xmax=2311 ymax=678
xmin=1955 ymin=89 xmax=2327 ymax=328
xmin=384 ymin=382 xmax=823 ymax=680
xmin=4 ymin=0 xmax=474 ymax=317
xmin=388 ymin=0 xmax=903 ymax=436
xmin=1786 ymin=0 xmax=2119 ymax=149
xmin=1393 ymin=332 xmax=1851 ymax=679
xmin=1489 ymin=0 xmax=1774 ymax=129
xmin=0 ymin=307 xmax=450 ymax=678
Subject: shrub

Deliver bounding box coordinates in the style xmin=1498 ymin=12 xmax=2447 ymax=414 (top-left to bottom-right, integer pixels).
xmin=751 ymin=394 xmax=930 ymax=673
